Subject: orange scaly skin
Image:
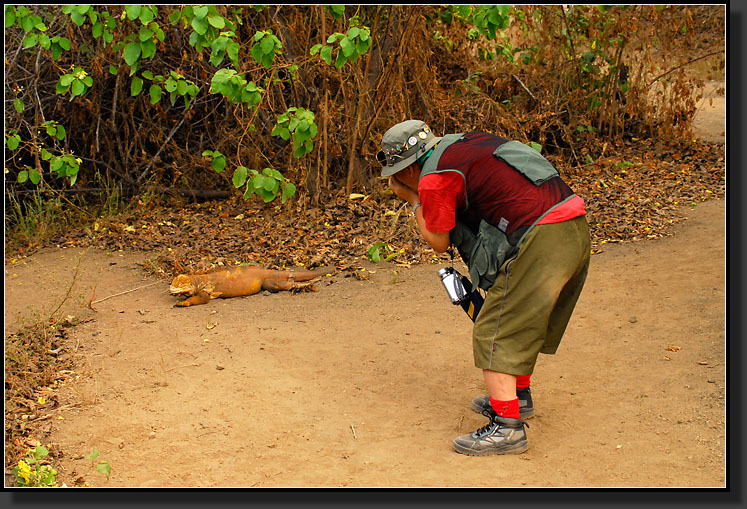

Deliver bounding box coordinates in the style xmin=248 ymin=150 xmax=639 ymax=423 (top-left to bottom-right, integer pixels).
xmin=169 ymin=265 xmax=328 ymax=307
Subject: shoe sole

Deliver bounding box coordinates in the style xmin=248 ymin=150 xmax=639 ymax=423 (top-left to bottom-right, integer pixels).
xmin=471 ymin=400 xmax=535 ymax=419
xmin=453 ymin=441 xmax=529 ymax=456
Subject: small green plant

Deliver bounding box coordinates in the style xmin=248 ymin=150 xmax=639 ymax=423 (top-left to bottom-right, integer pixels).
xmin=209 ymin=68 xmax=263 ymax=106
xmin=138 ymin=70 xmax=199 ymax=107
xmin=85 ymin=446 xmax=112 ymax=480
xmin=232 ymin=166 xmax=297 ymax=204
xmin=310 ymin=16 xmax=371 ymax=69
xmin=367 ymin=242 xmax=400 ymax=263
xmin=271 ymin=107 xmax=318 ymax=158
xmin=250 ymin=29 xmax=282 ymax=69
xmin=11 ymin=446 xmax=58 ymax=487
xmin=201 ymin=149 xmax=226 ymax=173
xmin=55 ymin=66 xmax=94 ymax=100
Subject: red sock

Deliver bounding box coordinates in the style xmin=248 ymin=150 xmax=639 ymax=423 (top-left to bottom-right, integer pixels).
xmin=489 ymin=397 xmax=520 ymax=419
xmin=516 ymin=374 xmax=531 ymax=389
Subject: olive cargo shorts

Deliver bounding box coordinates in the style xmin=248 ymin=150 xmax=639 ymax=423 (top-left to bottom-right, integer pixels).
xmin=472 ymin=215 xmax=591 ymax=375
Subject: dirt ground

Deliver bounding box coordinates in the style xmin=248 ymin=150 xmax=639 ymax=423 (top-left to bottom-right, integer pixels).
xmin=4 ymin=81 xmax=726 ymax=488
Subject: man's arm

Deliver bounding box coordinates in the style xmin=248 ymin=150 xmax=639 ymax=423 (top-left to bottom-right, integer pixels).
xmin=388 ymin=175 xmax=451 ymax=253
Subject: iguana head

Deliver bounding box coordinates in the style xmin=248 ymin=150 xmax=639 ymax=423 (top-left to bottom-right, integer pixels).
xmin=169 ymin=274 xmax=196 ymax=296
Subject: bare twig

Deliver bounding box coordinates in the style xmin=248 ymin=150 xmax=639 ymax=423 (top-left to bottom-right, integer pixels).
xmin=646 ymin=50 xmax=723 ymax=88
xmin=89 ymin=281 xmax=160 ymax=306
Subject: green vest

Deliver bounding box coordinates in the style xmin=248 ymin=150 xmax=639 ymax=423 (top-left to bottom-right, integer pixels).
xmin=419 ymin=135 xmax=574 ymax=290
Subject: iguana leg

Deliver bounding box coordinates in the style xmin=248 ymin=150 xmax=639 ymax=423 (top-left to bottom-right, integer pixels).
xmin=174 ymin=291 xmax=212 ymax=307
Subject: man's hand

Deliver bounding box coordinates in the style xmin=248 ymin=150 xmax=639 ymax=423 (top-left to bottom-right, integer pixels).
xmin=388 ymin=174 xmax=419 ymax=206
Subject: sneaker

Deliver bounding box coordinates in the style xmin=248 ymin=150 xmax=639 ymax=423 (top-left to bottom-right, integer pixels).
xmin=453 ymin=408 xmax=529 ymax=456
xmin=470 ymin=386 xmax=535 ymax=419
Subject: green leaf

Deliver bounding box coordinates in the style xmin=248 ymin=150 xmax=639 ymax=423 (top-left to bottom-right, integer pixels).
xmin=261 ymin=53 xmax=273 ymax=69
xmin=263 ymin=176 xmax=279 ymax=193
xmin=356 ymin=38 xmax=370 ymax=55
xmin=250 ymin=43 xmax=263 ymax=65
xmin=140 ymin=39 xmax=156 ymax=59
xmin=339 ymin=37 xmax=355 ymax=57
xmin=39 ymin=33 xmax=50 ymax=49
xmin=13 ymin=98 xmax=23 ymax=113
xmin=59 ymin=74 xmax=75 ymax=87
xmin=138 ymin=7 xmax=154 ymax=25
xmin=7 ymin=135 xmax=20 ymax=151
xmin=226 ymin=40 xmax=239 ymax=65
xmin=320 ymin=46 xmax=332 ymax=65
xmin=56 ymin=125 xmax=66 ymax=141
xmin=5 ymin=9 xmax=15 ymax=28
xmin=281 ymin=182 xmax=296 ymax=203
xmin=18 ymin=170 xmax=29 ymax=183
xmin=96 ymin=461 xmax=111 ymax=480
xmin=141 ymin=70 xmax=154 ymax=80
xmin=233 ymin=166 xmax=248 ymax=188
xmin=123 ymin=42 xmax=141 ymax=66
xmin=125 ymin=5 xmax=142 ymax=20
xmin=191 ymin=16 xmax=208 ymax=35
xmin=29 ymin=167 xmax=41 ymax=185
xmin=177 ymin=80 xmax=188 ymax=96
xmin=207 ymin=14 xmax=225 ymax=29
xmin=334 ymin=51 xmax=347 ymax=69
xmin=212 ymin=153 xmax=226 ymax=173
xmin=84 ymin=447 xmax=99 ymax=461
xmin=149 ymin=84 xmax=162 ymax=104
xmin=92 ymin=22 xmax=104 ymax=38
xmin=58 ymin=37 xmax=71 ymax=51
xmin=347 ymin=27 xmax=360 ymax=40
xmin=131 ymin=76 xmax=143 ymax=96
xmin=70 ymin=11 xmax=86 ymax=26
xmin=71 ymin=80 xmax=85 ymax=97
xmin=82 ymin=75 xmax=93 ymax=87
xmin=193 ymin=5 xmax=209 ymax=19
xmin=310 ymin=43 xmax=322 ymax=55
xmin=139 ymin=27 xmax=154 ymax=42
xmin=164 ymin=77 xmax=177 ymax=92
xmin=526 ymin=141 xmax=542 ymax=153
xmin=22 ymin=33 xmax=38 ymax=48
xmin=260 ymin=36 xmax=275 ymax=55
xmin=109 ymin=64 xmax=118 ymax=75
xmin=252 ymin=174 xmax=266 ymax=190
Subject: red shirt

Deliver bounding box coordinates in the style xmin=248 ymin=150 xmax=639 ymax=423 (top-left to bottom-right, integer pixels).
xmin=418 ymin=172 xmax=586 ymax=234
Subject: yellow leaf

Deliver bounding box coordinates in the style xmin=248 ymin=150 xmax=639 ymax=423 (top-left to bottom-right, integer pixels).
xmin=206 ymin=322 xmax=217 ymax=330
xmin=38 ymin=397 xmax=46 ymax=404
xmin=349 ymin=193 xmax=367 ymax=200
xmin=124 ymin=225 xmax=136 ymax=232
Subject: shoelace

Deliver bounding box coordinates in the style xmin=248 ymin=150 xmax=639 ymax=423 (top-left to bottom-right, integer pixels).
xmin=474 ymin=409 xmax=529 ymax=436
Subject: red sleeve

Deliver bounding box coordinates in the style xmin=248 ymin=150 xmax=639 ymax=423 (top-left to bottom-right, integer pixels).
xmin=417 ymin=172 xmax=466 ymax=233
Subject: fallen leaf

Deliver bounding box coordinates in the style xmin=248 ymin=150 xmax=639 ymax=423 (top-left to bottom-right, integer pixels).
xmin=660 ymin=356 xmax=671 ymax=361
xmin=665 ymin=346 xmax=682 ymax=352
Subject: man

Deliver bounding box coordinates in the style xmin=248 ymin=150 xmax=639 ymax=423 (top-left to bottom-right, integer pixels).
xmin=377 ymin=119 xmax=590 ymax=455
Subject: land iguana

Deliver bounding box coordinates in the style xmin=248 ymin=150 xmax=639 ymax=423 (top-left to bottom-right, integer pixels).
xmin=169 ymin=265 xmax=329 ymax=307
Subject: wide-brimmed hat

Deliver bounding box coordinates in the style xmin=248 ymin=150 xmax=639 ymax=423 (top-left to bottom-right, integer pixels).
xmin=377 ymin=120 xmax=441 ymax=177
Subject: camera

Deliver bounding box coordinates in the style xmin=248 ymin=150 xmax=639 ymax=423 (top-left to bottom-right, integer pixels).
xmin=437 ymin=267 xmax=484 ymax=321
